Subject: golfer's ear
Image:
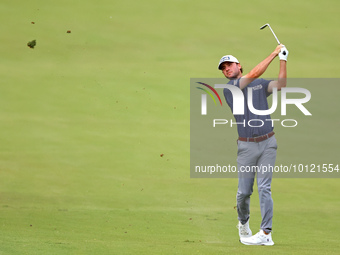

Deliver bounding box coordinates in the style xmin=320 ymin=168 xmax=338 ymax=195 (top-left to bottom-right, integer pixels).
xmin=238 ymin=63 xmax=243 ymax=73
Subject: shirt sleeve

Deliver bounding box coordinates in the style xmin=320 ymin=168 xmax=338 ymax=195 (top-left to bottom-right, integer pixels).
xmin=261 ymin=79 xmax=272 ymax=97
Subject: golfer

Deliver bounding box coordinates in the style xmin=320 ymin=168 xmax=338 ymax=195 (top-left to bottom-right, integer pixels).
xmin=218 ymin=44 xmax=288 ymax=245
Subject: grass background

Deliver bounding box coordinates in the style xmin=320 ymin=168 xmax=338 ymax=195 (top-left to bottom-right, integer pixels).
xmin=0 ymin=0 xmax=339 ymax=254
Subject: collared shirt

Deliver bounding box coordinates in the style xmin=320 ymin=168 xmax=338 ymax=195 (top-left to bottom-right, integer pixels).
xmin=223 ymin=78 xmax=273 ymax=138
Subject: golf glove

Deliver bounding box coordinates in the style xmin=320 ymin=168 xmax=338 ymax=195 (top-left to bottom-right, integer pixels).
xmin=279 ymin=46 xmax=288 ymax=61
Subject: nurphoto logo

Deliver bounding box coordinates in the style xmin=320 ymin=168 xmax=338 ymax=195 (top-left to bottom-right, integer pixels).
xmin=196 ymin=81 xmax=311 ymax=128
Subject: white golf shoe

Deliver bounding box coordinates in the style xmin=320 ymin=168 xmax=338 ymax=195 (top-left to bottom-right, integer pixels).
xmin=240 ymin=229 xmax=274 ymax=246
xmin=237 ymin=219 xmax=252 ymax=238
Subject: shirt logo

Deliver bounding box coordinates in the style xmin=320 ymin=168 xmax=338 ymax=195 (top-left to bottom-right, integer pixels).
xmin=252 ymin=84 xmax=262 ymax=90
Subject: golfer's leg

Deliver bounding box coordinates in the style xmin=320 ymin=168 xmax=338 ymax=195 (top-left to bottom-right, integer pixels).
xmin=237 ymin=172 xmax=255 ymax=224
xmin=257 ymin=136 xmax=277 ymax=233
xmin=236 ymin=141 xmax=257 ymax=224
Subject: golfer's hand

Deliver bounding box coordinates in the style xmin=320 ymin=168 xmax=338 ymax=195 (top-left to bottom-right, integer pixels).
xmin=279 ymin=45 xmax=288 ymax=61
xmin=274 ymin=44 xmax=283 ymax=55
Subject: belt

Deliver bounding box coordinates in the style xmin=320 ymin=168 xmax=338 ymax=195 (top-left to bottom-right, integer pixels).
xmin=238 ymin=131 xmax=275 ymax=143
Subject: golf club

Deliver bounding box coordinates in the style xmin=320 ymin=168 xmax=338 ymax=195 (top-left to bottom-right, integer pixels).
xmin=260 ymin=23 xmax=286 ymax=55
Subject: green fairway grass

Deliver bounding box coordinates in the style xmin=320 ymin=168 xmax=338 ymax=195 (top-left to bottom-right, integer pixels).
xmin=0 ymin=0 xmax=339 ymax=254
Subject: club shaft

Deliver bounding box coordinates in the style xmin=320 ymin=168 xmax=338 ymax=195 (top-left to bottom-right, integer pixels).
xmin=268 ymin=25 xmax=280 ymax=44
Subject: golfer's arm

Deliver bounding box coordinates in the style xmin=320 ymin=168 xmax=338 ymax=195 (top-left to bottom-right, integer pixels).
xmin=268 ymin=60 xmax=287 ymax=92
xmin=239 ymin=52 xmax=278 ymax=89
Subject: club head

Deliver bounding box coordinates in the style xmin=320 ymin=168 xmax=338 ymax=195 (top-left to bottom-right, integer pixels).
xmin=260 ymin=24 xmax=269 ymax=30
xmin=259 ymin=23 xmax=281 ymax=44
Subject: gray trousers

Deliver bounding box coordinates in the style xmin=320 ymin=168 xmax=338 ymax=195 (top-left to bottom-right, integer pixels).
xmin=236 ymin=136 xmax=277 ymax=233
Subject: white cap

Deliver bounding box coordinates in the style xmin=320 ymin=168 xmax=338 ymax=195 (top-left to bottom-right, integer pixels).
xmin=218 ymin=55 xmax=239 ymax=70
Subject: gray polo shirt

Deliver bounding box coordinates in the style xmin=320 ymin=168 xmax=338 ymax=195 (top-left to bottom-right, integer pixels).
xmin=223 ymin=78 xmax=273 ymax=138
